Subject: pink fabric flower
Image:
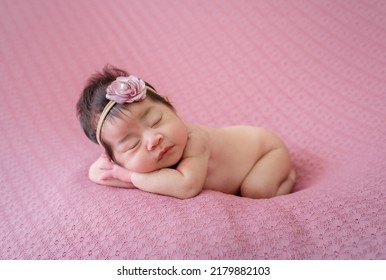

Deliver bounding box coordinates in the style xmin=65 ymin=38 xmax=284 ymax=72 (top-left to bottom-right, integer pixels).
xmin=106 ymin=75 xmax=147 ymax=104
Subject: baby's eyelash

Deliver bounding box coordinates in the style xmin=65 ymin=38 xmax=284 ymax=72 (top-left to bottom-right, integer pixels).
xmin=152 ymin=116 xmax=162 ymax=127
xmin=127 ymin=140 xmax=140 ymax=151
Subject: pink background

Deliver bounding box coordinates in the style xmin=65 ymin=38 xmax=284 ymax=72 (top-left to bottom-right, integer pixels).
xmin=1 ymin=0 xmax=385 ymax=259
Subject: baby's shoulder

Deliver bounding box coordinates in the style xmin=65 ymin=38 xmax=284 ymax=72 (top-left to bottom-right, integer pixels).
xmin=186 ymin=123 xmax=211 ymax=139
xmin=184 ymin=124 xmax=211 ymax=156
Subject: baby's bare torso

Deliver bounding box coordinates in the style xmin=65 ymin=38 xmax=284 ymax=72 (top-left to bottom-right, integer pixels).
xmin=188 ymin=124 xmax=282 ymax=194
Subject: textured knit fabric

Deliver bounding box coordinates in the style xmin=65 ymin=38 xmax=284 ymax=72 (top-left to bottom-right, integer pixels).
xmin=0 ymin=0 xmax=385 ymax=259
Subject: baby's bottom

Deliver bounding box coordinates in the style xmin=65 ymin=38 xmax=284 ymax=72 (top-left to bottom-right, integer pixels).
xmin=240 ymin=147 xmax=296 ymax=199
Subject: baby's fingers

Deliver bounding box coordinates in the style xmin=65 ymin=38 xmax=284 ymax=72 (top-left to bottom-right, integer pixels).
xmin=112 ymin=165 xmax=133 ymax=182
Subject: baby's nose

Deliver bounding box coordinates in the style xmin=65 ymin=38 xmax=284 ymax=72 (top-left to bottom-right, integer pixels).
xmin=147 ymin=134 xmax=163 ymax=151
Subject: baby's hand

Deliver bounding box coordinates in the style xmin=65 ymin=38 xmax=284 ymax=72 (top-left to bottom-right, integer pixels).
xmin=98 ymin=159 xmax=133 ymax=183
xmin=89 ymin=154 xmax=135 ymax=188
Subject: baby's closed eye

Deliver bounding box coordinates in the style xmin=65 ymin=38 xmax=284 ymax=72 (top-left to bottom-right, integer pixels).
xmin=127 ymin=139 xmax=141 ymax=150
xmin=150 ymin=115 xmax=162 ymax=127
xmin=118 ymin=138 xmax=140 ymax=153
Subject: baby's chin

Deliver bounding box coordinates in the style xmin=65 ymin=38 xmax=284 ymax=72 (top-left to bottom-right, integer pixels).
xmin=152 ymin=156 xmax=181 ymax=171
xmin=123 ymin=146 xmax=184 ymax=172
xmin=159 ymin=157 xmax=181 ymax=170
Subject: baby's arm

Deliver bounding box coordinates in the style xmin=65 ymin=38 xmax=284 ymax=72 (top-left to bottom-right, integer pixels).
xmin=89 ymin=127 xmax=210 ymax=199
xmin=132 ymin=127 xmax=210 ymax=199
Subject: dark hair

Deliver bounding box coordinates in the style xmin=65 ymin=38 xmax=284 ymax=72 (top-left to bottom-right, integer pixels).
xmin=76 ymin=65 xmax=173 ymax=157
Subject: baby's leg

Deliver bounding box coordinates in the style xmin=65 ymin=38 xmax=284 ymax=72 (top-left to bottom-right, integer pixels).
xmin=240 ymin=147 xmax=295 ymax=198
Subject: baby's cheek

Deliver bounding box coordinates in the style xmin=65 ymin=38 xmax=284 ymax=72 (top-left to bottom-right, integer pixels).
xmin=125 ymin=154 xmax=157 ymax=173
xmin=120 ymin=156 xmax=136 ymax=171
xmin=112 ymin=152 xmax=125 ymax=167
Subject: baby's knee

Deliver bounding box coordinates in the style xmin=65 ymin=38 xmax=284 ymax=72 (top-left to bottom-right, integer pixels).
xmin=240 ymin=178 xmax=277 ymax=199
xmin=240 ymin=168 xmax=295 ymax=198
xmin=276 ymin=169 xmax=296 ymax=196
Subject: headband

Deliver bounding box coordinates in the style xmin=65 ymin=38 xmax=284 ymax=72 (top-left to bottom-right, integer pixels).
xmin=96 ymin=75 xmax=154 ymax=146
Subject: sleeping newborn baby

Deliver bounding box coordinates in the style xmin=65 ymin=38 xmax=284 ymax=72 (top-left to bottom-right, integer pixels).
xmin=77 ymin=66 xmax=296 ymax=199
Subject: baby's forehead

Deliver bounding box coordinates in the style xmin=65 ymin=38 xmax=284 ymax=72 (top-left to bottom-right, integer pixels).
xmin=103 ymin=103 xmax=148 ymax=136
xmin=115 ymin=99 xmax=162 ymax=121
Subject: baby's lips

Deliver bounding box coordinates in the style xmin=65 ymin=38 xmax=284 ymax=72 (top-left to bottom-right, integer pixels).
xmin=158 ymin=146 xmax=171 ymax=161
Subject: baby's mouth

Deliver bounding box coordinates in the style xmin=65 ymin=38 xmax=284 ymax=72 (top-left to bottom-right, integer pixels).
xmin=158 ymin=146 xmax=172 ymax=161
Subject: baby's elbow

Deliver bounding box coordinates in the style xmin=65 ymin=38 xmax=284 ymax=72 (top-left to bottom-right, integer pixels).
xmin=177 ymin=183 xmax=202 ymax=199
xmin=88 ymin=166 xmax=100 ymax=184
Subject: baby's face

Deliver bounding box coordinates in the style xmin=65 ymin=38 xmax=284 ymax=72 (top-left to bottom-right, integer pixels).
xmin=101 ymin=98 xmax=188 ymax=172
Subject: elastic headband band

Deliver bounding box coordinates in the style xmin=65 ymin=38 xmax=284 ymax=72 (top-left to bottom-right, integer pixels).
xmin=96 ymin=100 xmax=116 ymax=146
